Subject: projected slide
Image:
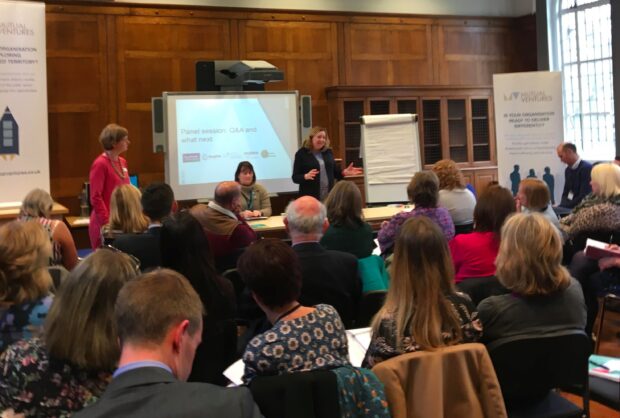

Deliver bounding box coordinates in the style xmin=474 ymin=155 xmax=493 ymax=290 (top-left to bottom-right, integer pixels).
xmin=176 ymin=98 xmax=292 ymax=185
xmin=164 ymin=92 xmax=299 ymax=201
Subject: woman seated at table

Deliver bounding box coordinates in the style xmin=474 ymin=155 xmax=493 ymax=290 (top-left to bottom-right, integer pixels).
xmin=19 ymin=188 xmax=78 ymax=270
xmin=0 ymin=249 xmax=138 ymax=417
xmin=320 ymin=180 xmax=376 ymax=259
xmin=364 ymin=217 xmax=481 ymax=368
xmin=432 ymin=159 xmax=476 ymax=232
xmin=377 ymin=171 xmax=454 ymax=255
xmin=449 ymin=185 xmax=515 ymax=283
xmin=515 ymin=178 xmax=563 ymax=238
xmin=560 ymin=162 xmax=620 ymax=240
xmin=0 ymin=221 xmax=54 ymax=352
xmin=477 ymin=213 xmax=586 ymax=344
xmin=235 ymin=161 xmax=272 ymax=219
xmin=100 ymin=184 xmax=148 ymax=246
xmin=239 ymin=239 xmax=350 ymax=384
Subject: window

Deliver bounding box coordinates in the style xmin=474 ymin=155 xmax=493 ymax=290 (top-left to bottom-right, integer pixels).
xmin=551 ymin=0 xmax=614 ymax=160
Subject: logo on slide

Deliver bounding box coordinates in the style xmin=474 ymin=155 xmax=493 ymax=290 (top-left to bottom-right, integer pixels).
xmin=261 ymin=149 xmax=276 ymax=158
xmin=182 ymin=153 xmax=200 ymax=163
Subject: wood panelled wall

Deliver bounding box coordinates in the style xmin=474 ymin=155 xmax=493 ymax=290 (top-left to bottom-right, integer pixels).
xmin=45 ymin=2 xmax=536 ymax=211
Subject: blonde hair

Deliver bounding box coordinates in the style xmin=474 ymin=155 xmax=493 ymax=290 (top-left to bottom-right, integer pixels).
xmin=45 ymin=249 xmax=138 ymax=370
xmin=432 ymin=159 xmax=465 ymax=190
xmin=0 ymin=221 xmax=52 ymax=305
xmin=519 ymin=179 xmax=551 ymax=211
xmin=20 ymin=188 xmax=54 ymax=219
xmin=591 ymin=163 xmax=620 ymax=198
xmin=301 ymin=126 xmax=331 ymax=151
xmin=371 ymin=217 xmax=462 ymax=351
xmin=496 ymin=213 xmax=570 ymax=296
xmin=107 ymin=185 xmax=149 ymax=233
xmin=324 ymin=180 xmax=363 ymax=227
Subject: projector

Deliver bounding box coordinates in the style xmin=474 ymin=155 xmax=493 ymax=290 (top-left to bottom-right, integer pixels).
xmin=196 ymin=60 xmax=284 ymax=91
xmin=218 ymin=60 xmax=284 ymax=85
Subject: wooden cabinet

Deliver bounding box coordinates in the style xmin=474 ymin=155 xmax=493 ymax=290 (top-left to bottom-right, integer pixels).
xmin=326 ymin=85 xmax=497 ymax=194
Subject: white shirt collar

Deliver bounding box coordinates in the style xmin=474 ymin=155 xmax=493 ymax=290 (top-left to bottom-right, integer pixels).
xmin=208 ymin=200 xmax=238 ymax=220
xmin=571 ymin=158 xmax=582 ymax=170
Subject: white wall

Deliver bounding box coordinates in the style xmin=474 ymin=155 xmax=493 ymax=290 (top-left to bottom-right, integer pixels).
xmin=119 ymin=0 xmax=536 ymax=17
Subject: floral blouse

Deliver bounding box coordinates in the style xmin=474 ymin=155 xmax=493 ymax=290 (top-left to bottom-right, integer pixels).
xmin=0 ymin=295 xmax=53 ymax=353
xmin=0 ymin=338 xmax=112 ymax=417
xmin=362 ymin=293 xmax=482 ymax=368
xmin=377 ymin=206 xmax=455 ymax=254
xmin=242 ymin=304 xmax=350 ymax=384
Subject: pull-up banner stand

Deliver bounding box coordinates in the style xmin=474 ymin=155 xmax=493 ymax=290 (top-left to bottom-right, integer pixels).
xmin=493 ymin=71 xmax=564 ymax=203
xmin=0 ymin=1 xmax=49 ymax=206
xmin=360 ymin=114 xmax=420 ymax=204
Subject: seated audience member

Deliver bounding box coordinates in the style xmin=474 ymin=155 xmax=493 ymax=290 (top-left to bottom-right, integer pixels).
xmin=114 ymin=182 xmax=175 ymax=271
xmin=478 ymin=213 xmax=586 ymax=344
xmin=515 ymin=178 xmax=563 ymax=238
xmin=19 ymin=188 xmax=78 ymax=270
xmin=378 ymin=171 xmax=454 ymax=255
xmin=0 ymin=221 xmax=53 ymax=352
xmin=449 ymin=185 xmax=515 ymax=282
xmin=569 ymin=244 xmax=620 ymax=335
xmin=73 ymin=269 xmax=263 ymax=418
xmin=363 ymin=217 xmax=482 ymax=368
xmin=284 ymin=196 xmax=361 ymax=327
xmin=239 ymin=239 xmax=391 ymax=417
xmin=432 ymin=159 xmax=476 ymax=230
xmin=0 ymin=249 xmax=138 ymax=417
xmin=556 ymin=142 xmax=592 ymax=210
xmin=238 ymin=239 xmax=350 ymax=383
xmin=190 ymin=181 xmax=258 ymax=266
xmin=320 ymin=180 xmax=376 ymax=258
xmin=101 ymin=184 xmax=148 ymax=246
xmin=560 ymin=162 xmax=620 ymax=240
xmin=235 ymin=161 xmax=272 ymax=219
xmin=160 ymin=211 xmax=237 ymax=385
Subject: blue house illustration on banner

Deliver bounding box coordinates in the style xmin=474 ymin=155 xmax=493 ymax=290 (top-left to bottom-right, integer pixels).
xmin=0 ymin=107 xmax=19 ymax=155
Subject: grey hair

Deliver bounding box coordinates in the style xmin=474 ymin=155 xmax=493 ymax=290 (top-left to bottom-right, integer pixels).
xmin=21 ymin=188 xmax=54 ymax=218
xmin=285 ymin=199 xmax=327 ymax=235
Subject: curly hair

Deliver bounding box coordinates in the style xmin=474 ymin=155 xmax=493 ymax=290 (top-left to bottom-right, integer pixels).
xmin=0 ymin=221 xmax=52 ymax=305
xmin=432 ymin=159 xmax=465 ymax=190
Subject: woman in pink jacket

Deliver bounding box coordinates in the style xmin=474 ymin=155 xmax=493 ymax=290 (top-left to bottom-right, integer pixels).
xmin=88 ymin=124 xmax=131 ymax=249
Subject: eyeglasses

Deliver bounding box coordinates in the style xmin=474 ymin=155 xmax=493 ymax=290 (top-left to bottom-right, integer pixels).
xmin=102 ymin=245 xmax=141 ymax=273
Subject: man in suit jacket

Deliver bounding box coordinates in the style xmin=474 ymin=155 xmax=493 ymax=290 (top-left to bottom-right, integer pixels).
xmin=73 ymin=269 xmax=263 ymax=418
xmin=114 ymin=182 xmax=176 ymax=271
xmin=556 ymin=142 xmax=592 ymax=210
xmin=284 ymin=196 xmax=361 ymax=328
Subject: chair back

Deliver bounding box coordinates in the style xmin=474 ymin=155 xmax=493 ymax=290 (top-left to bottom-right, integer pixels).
xmin=358 ymin=255 xmax=390 ymax=293
xmin=222 ymin=268 xmax=245 ymax=300
xmin=372 ymin=343 xmax=507 ymax=418
xmin=487 ymin=330 xmax=591 ymax=405
xmin=249 ymin=370 xmax=341 ymax=418
xmin=48 ymin=265 xmax=70 ymax=290
xmin=455 ymin=276 xmax=509 ymax=306
xmin=356 ymin=290 xmax=387 ymax=327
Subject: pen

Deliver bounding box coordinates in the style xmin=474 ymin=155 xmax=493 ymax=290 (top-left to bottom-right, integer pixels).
xmin=589 ymin=360 xmax=610 ymax=371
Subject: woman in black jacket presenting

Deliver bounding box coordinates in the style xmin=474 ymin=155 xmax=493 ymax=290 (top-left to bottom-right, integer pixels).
xmin=292 ymin=126 xmax=362 ymax=200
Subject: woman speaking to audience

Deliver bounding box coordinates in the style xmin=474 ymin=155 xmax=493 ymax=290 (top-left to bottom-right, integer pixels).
xmin=88 ymin=124 xmax=131 ymax=249
xmin=234 ymin=161 xmax=272 ymax=219
xmin=292 ymin=126 xmax=362 ymax=200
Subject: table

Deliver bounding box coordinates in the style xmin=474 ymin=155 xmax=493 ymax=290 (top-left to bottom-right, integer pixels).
xmin=0 ymin=203 xmax=68 ymax=224
xmin=247 ymin=205 xmax=406 ymax=236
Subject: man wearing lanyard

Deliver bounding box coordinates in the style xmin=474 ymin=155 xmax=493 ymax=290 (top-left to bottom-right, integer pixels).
xmin=74 ymin=269 xmax=263 ymax=418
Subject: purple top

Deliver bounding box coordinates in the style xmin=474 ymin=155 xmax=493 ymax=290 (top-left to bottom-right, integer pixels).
xmin=377 ymin=206 xmax=455 ymax=253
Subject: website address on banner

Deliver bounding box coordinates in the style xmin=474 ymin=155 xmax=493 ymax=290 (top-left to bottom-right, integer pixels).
xmin=0 ymin=169 xmax=40 ymax=177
